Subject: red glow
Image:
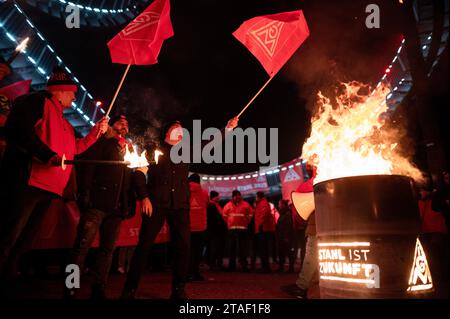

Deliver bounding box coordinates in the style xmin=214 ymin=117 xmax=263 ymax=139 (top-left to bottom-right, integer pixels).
xmin=95 ymin=101 xmax=102 ymax=107
xmin=385 ymin=68 xmax=391 ymax=74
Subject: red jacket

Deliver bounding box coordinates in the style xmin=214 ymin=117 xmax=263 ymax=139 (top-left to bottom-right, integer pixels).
xmin=189 ymin=182 xmax=209 ymax=232
xmin=419 ymin=199 xmax=448 ymax=234
xmin=29 ymin=95 xmax=99 ymax=196
xmin=223 ymin=200 xmax=253 ymax=230
xmin=255 ymin=198 xmax=276 ymax=233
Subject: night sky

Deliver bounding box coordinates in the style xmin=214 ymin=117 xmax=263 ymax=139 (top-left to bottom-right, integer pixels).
xmin=20 ymin=0 xmax=404 ymax=174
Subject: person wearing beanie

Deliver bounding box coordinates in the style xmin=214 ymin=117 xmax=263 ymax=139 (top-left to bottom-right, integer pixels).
xmin=0 ymin=66 xmax=108 ymax=281
xmin=222 ymin=190 xmax=254 ymax=272
xmin=122 ymin=116 xmax=238 ymax=300
xmin=65 ymin=114 xmax=135 ymax=299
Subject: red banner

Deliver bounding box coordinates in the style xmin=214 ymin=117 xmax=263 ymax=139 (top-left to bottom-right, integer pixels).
xmin=233 ymin=10 xmax=309 ymax=76
xmin=279 ymin=161 xmax=304 ymax=201
xmin=0 ymin=79 xmax=32 ymax=101
xmin=201 ymin=174 xmax=269 ymax=197
xmin=107 ymin=0 xmax=173 ymax=65
xmin=32 ymin=199 xmax=170 ymax=250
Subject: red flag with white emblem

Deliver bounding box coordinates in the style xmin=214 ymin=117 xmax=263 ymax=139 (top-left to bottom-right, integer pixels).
xmin=107 ymin=0 xmax=173 ymax=65
xmin=233 ymin=10 xmax=309 ymax=76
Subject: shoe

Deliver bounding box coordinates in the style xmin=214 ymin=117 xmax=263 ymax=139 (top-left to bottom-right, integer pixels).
xmin=170 ymin=287 xmax=188 ymax=300
xmin=117 ymin=267 xmax=126 ymax=274
xmin=281 ymin=284 xmax=307 ymax=299
xmin=120 ymin=287 xmax=136 ymax=299
xmin=91 ymin=284 xmax=106 ymax=300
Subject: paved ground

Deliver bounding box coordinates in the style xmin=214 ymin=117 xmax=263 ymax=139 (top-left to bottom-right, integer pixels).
xmin=4 ymin=266 xmax=321 ymax=299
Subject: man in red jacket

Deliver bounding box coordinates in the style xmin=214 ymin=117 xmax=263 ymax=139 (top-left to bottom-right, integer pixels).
xmin=254 ymin=191 xmax=275 ymax=273
xmin=223 ymin=190 xmax=253 ymax=272
xmin=0 ymin=67 xmax=108 ymax=280
xmin=187 ymin=173 xmax=209 ymax=281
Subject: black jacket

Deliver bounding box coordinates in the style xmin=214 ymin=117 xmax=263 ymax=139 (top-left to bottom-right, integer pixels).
xmin=133 ymin=142 xmax=190 ymax=210
xmin=0 ymin=91 xmax=56 ymax=192
xmin=77 ymin=134 xmax=135 ymax=218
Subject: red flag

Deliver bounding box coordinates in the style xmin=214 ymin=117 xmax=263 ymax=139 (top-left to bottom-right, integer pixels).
xmin=0 ymin=79 xmax=32 ymax=101
xmin=233 ymin=10 xmax=309 ymax=76
xmin=107 ymin=0 xmax=173 ymax=65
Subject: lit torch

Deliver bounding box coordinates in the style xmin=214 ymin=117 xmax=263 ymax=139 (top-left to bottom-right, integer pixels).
xmin=154 ymin=149 xmax=163 ymax=165
xmin=6 ymin=37 xmax=30 ymax=66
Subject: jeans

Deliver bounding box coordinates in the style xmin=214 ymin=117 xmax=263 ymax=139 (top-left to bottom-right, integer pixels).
xmin=256 ymin=232 xmax=273 ymax=270
xmin=69 ymin=208 xmax=122 ymax=288
xmin=296 ymin=235 xmax=319 ymax=290
xmin=189 ymin=231 xmax=205 ymax=276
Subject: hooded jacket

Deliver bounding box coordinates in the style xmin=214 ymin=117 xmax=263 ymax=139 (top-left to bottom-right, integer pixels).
xmin=189 ymin=182 xmax=209 ymax=232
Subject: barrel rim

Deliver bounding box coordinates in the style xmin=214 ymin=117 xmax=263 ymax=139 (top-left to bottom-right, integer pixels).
xmin=314 ymin=174 xmax=414 ymax=188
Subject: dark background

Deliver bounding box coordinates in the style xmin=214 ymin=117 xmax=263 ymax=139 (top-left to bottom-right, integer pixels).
xmin=18 ymin=0 xmax=446 ymax=174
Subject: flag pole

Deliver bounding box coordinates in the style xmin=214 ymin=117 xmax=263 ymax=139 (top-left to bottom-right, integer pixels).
xmin=237 ymin=75 xmax=274 ymax=118
xmin=105 ymin=63 xmax=132 ymax=118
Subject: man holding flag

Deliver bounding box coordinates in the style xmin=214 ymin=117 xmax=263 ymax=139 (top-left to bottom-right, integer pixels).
xmin=0 ymin=67 xmax=108 ymax=282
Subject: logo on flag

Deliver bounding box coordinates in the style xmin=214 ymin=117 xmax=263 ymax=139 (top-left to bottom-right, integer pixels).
xmin=190 ymin=197 xmax=201 ymax=209
xmin=121 ymin=12 xmax=161 ymax=38
xmin=407 ymin=238 xmax=433 ymax=292
xmin=283 ymin=168 xmax=301 ymax=183
xmin=250 ymin=21 xmax=284 ymax=58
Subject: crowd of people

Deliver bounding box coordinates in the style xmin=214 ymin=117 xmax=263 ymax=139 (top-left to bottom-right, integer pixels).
xmin=0 ymin=62 xmax=448 ymax=300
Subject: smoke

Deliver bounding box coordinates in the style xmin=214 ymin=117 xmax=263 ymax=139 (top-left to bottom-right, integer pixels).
xmin=114 ymin=80 xmax=189 ymax=152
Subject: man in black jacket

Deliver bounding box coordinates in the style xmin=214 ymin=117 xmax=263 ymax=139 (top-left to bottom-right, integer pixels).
xmin=122 ymin=117 xmax=238 ymax=299
xmin=65 ymin=115 xmax=134 ymax=299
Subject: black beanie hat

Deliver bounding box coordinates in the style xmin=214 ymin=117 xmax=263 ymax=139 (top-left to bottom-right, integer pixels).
xmin=210 ymin=190 xmax=219 ymax=199
xmin=188 ymin=173 xmax=201 ymax=184
xmin=109 ymin=114 xmax=128 ymax=126
xmin=160 ymin=120 xmax=181 ymax=142
xmin=47 ymin=66 xmax=77 ymax=92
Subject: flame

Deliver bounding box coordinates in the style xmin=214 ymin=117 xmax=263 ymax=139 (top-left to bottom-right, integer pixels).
xmin=16 ymin=37 xmax=29 ymax=53
xmin=124 ymin=145 xmax=149 ymax=168
xmin=302 ymin=81 xmax=423 ymax=184
xmin=154 ymin=150 xmax=163 ymax=164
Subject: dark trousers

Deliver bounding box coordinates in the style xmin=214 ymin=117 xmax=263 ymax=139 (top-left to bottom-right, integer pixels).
xmin=189 ymin=231 xmax=204 ymax=276
xmin=208 ymin=229 xmax=227 ymax=268
xmin=277 ymin=237 xmax=295 ymax=270
xmin=125 ymin=207 xmax=190 ymax=291
xmin=0 ymin=186 xmax=54 ymax=278
xmin=228 ymin=229 xmax=248 ymax=270
xmin=293 ymin=229 xmax=306 ymax=269
xmin=69 ymin=208 xmax=122 ymax=288
xmin=256 ymin=232 xmax=273 ymax=270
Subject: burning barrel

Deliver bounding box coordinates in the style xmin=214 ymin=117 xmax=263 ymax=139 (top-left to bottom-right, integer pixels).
xmin=314 ymin=174 xmax=434 ymax=298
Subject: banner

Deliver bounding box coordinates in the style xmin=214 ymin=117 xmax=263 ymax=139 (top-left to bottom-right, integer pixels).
xmin=279 ymin=161 xmax=304 ymax=201
xmin=32 ymin=199 xmax=169 ymax=250
xmin=201 ymin=174 xmax=269 ymax=198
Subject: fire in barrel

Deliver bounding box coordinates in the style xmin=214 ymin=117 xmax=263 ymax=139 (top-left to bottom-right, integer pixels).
xmin=299 ymin=82 xmax=433 ymax=298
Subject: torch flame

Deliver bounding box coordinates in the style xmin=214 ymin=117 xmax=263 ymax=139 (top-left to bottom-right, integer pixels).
xmin=302 ymin=81 xmax=423 ymax=184
xmin=16 ymin=37 xmax=30 ymax=53
xmin=124 ymin=145 xmax=149 ymax=168
xmin=154 ymin=150 xmax=163 ymax=164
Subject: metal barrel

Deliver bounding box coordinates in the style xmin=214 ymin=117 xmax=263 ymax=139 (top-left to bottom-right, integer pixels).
xmin=314 ymin=175 xmax=434 ymax=298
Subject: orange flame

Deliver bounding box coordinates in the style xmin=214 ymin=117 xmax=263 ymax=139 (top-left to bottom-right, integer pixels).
xmin=16 ymin=37 xmax=29 ymax=53
xmin=302 ymin=81 xmax=423 ymax=184
xmin=124 ymin=145 xmax=149 ymax=168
